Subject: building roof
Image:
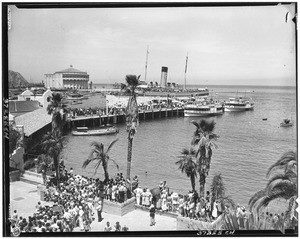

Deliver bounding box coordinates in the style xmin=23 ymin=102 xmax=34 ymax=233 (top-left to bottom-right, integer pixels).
xmin=9 ymin=100 xmax=40 ymax=113
xmin=20 ymin=89 xmax=33 ymax=96
xmin=14 ymin=108 xmax=52 ymax=137
xmin=55 ymin=65 xmax=87 ymax=74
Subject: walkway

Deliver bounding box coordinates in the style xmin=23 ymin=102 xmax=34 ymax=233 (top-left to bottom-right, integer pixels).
xmin=9 ymin=181 xmax=177 ymax=232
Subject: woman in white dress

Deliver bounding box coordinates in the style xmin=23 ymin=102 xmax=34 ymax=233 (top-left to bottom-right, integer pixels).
xmin=145 ymin=189 xmax=152 ymax=207
xmin=212 ymin=201 xmax=218 ymax=219
xmin=161 ymin=191 xmax=168 ymax=211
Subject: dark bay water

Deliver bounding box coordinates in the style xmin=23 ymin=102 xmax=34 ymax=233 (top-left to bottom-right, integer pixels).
xmin=62 ymin=85 xmax=297 ymax=206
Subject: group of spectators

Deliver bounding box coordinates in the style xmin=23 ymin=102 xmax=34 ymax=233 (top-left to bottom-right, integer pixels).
xmin=103 ymin=173 xmax=139 ymax=203
xmin=67 ymin=107 xmax=105 ymax=118
xmin=133 ymin=181 xmax=231 ymax=223
xmin=9 ymin=169 xmax=131 ymax=234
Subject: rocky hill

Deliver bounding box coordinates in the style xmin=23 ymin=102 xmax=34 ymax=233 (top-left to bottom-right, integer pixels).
xmin=9 ymin=70 xmax=29 ymax=88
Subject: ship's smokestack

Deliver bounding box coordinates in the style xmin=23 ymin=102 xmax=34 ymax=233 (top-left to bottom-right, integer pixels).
xmin=160 ymin=66 xmax=168 ymax=87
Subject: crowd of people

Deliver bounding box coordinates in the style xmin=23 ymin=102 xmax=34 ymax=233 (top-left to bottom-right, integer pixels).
xmin=133 ymin=181 xmax=224 ymax=222
xmin=9 ymin=168 xmax=130 ymax=234
xmin=10 ymin=166 xmax=286 ymax=234
xmin=67 ymin=107 xmax=105 ymax=118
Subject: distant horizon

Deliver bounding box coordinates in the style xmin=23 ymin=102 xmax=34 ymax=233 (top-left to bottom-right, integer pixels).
xmin=8 ymin=4 xmax=296 ymax=87
xmin=91 ymin=82 xmax=296 ymax=88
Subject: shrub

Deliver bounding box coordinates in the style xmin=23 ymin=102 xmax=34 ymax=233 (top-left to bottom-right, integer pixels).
xmin=23 ymin=159 xmax=35 ymax=170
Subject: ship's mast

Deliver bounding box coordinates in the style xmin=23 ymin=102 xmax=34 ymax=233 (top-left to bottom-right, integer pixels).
xmin=184 ymin=53 xmax=188 ymax=90
xmin=145 ymin=45 xmax=149 ymax=82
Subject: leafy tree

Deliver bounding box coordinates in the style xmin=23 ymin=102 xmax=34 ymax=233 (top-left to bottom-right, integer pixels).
xmin=82 ymin=139 xmax=119 ymax=183
xmin=191 ymin=119 xmax=219 ymax=197
xmin=41 ymin=130 xmax=63 ymax=185
xmin=121 ymin=74 xmax=140 ymax=194
xmin=210 ymin=173 xmax=235 ymax=210
xmin=36 ymin=154 xmax=53 ymax=185
xmin=9 ymin=125 xmax=21 ymax=156
xmin=176 ymin=148 xmax=198 ymax=191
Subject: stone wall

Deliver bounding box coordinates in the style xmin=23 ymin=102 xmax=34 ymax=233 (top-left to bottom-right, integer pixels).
xmin=9 ymin=170 xmax=20 ymax=182
xmin=10 ymin=147 xmax=24 ymax=172
xmin=102 ymin=197 xmax=136 ymax=216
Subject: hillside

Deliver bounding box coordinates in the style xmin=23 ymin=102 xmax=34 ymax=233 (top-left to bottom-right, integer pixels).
xmin=9 ymin=70 xmax=29 ymax=88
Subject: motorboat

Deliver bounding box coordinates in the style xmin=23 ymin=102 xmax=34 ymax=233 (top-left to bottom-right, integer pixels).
xmin=184 ymin=97 xmax=224 ymax=117
xmin=72 ymin=125 xmax=119 ymax=136
xmin=224 ymin=97 xmax=254 ymax=112
xmin=280 ymin=119 xmax=293 ymax=127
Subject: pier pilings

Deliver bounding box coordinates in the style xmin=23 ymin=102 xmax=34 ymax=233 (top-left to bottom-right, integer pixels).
xmin=67 ymin=107 xmax=184 ymax=129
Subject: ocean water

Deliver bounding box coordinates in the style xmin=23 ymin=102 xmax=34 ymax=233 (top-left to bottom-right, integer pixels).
xmin=62 ymin=85 xmax=297 ymax=207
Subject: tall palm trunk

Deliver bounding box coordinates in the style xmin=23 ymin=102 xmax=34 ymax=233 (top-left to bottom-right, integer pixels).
xmin=198 ymin=145 xmax=206 ymax=197
xmin=53 ymin=156 xmax=60 ymax=186
xmin=191 ymin=173 xmax=196 ymax=192
xmin=103 ymin=161 xmax=109 ymax=184
xmin=126 ymin=134 xmax=133 ymax=190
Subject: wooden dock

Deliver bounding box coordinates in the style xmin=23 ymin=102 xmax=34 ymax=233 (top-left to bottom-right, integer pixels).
xmin=66 ymin=107 xmax=184 ymax=128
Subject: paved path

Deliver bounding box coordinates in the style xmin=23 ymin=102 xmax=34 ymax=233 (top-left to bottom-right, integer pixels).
xmin=9 ymin=181 xmax=177 ymax=232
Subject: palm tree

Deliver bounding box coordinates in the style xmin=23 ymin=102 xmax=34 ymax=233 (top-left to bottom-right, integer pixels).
xmin=36 ymin=154 xmax=53 ymax=185
xmin=122 ymin=75 xmax=140 ymax=194
xmin=176 ymin=148 xmax=198 ymax=191
xmin=46 ymin=92 xmax=65 ymax=133
xmin=248 ymin=151 xmax=297 ymax=228
xmin=41 ymin=130 xmax=63 ymax=185
xmin=210 ymin=174 xmax=235 ymax=210
xmin=82 ymin=139 xmax=119 ymax=183
xmin=191 ymin=119 xmax=219 ymax=198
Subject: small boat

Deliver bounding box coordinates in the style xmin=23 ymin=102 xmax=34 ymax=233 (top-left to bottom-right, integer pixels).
xmin=280 ymin=119 xmax=293 ymax=127
xmin=224 ymin=97 xmax=254 ymax=112
xmin=262 ymin=118 xmax=268 ymax=121
xmin=184 ymin=97 xmax=224 ymax=117
xmin=72 ymin=125 xmax=119 ymax=136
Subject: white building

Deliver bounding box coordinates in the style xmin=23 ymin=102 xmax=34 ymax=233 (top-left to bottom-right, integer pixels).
xmin=44 ymin=65 xmax=89 ymax=89
xmin=17 ymin=88 xmax=52 ymax=107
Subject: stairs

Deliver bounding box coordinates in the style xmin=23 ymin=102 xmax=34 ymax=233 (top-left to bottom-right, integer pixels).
xmin=20 ymin=170 xmax=43 ymax=185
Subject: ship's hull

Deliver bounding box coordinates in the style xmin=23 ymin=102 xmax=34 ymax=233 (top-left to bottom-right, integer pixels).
xmin=72 ymin=127 xmax=119 ymax=136
xmin=184 ymin=105 xmax=224 ymax=117
xmin=224 ymin=104 xmax=254 ymax=112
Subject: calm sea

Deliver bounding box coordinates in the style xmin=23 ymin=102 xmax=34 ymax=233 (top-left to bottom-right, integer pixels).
xmin=62 ymin=85 xmax=297 ymax=206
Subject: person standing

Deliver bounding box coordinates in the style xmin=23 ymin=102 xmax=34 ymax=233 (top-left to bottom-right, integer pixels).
xmin=96 ymin=200 xmax=103 ymax=222
xmin=134 ymin=186 xmax=143 ymax=205
xmin=149 ymin=204 xmax=156 ymax=226
xmin=212 ymin=201 xmax=218 ymax=219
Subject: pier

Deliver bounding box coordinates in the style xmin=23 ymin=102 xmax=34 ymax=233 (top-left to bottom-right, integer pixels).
xmin=66 ymin=107 xmax=184 ymax=129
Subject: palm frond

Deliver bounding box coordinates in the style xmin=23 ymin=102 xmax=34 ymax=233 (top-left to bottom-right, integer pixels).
xmin=106 ymin=139 xmax=119 ymax=154
xmin=266 ymin=181 xmax=297 ymax=197
xmin=109 ymin=158 xmax=120 ymax=171
xmin=82 ymin=157 xmax=97 ymax=169
xmin=180 ymin=148 xmax=190 ymax=155
xmin=248 ymin=189 xmax=266 ymax=211
xmin=125 ymin=75 xmax=140 ymax=87
xmin=255 ymin=189 xmax=294 ymax=213
xmin=266 ymin=151 xmax=297 ymax=177
xmin=266 ymin=170 xmax=297 ymax=190
xmin=191 ymin=120 xmax=200 ymax=129
xmin=221 ymin=196 xmax=236 ymax=208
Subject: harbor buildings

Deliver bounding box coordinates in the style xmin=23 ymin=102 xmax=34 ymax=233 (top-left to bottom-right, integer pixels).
xmin=44 ymin=65 xmax=89 ymax=89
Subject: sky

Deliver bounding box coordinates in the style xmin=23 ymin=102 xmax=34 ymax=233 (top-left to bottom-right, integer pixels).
xmin=8 ymin=3 xmax=297 ymax=86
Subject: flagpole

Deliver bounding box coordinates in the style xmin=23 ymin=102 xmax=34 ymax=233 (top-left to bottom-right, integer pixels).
xmin=145 ymin=46 xmax=149 ymax=82
xmin=184 ymin=53 xmax=188 ymax=90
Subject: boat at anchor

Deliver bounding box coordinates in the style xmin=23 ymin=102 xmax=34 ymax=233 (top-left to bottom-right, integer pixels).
xmin=72 ymin=125 xmax=119 ymax=136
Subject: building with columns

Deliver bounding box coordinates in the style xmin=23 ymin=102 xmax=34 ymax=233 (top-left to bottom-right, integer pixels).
xmin=44 ymin=65 xmax=89 ymax=89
